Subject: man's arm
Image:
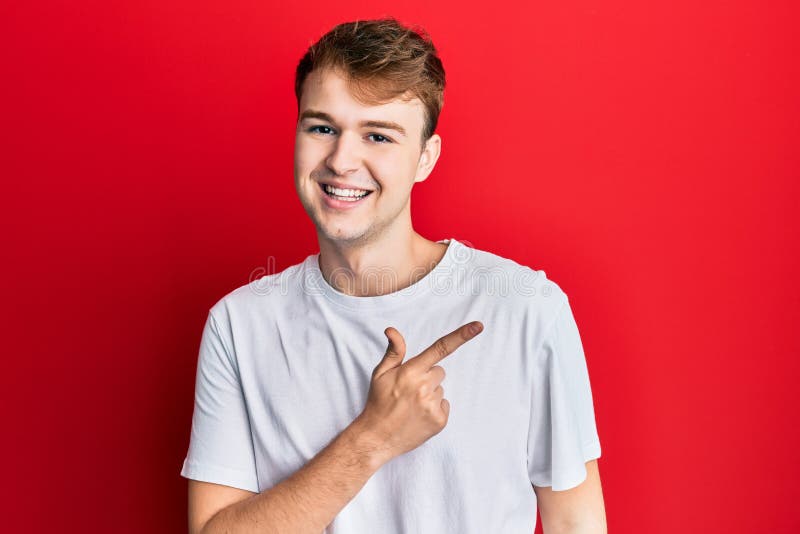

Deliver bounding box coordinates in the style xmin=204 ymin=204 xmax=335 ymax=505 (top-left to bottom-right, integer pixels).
xmin=533 ymin=459 xmax=607 ymax=534
xmin=190 ymin=418 xmax=390 ymax=534
xmin=188 ymin=321 xmax=482 ymax=533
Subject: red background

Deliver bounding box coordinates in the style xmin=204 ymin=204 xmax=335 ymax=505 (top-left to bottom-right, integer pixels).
xmin=2 ymin=1 xmax=798 ymax=532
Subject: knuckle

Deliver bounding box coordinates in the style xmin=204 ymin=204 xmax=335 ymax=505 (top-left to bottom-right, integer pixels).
xmin=435 ymin=412 xmax=447 ymax=427
xmin=434 ymin=338 xmax=449 ymax=359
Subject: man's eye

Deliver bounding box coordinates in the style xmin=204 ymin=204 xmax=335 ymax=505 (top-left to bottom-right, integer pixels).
xmin=368 ymin=134 xmax=392 ymax=144
xmin=308 ymin=125 xmax=333 ymax=135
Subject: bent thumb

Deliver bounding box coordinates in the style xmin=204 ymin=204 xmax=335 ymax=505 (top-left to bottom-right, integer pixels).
xmin=375 ymin=327 xmax=407 ymax=375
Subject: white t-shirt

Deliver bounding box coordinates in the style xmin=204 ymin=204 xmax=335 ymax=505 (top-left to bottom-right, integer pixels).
xmin=180 ymin=238 xmax=602 ymax=533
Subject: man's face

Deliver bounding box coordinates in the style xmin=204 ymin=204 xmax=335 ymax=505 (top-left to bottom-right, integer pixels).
xmin=293 ymin=67 xmax=440 ymax=246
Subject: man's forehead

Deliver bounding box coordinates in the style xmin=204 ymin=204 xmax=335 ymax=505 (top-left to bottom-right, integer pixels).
xmin=299 ymin=68 xmax=424 ymax=131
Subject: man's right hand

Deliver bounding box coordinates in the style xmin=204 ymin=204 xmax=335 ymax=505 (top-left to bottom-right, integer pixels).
xmin=354 ymin=321 xmax=485 ymax=463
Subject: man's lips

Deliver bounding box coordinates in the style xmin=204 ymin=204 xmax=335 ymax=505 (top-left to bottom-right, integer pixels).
xmin=317 ymin=181 xmax=374 ymax=208
xmin=317 ymin=179 xmax=375 ymax=192
xmin=318 ymin=181 xmax=374 ymax=198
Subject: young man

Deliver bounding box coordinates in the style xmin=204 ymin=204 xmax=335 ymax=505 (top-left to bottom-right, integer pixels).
xmin=181 ymin=18 xmax=606 ymax=534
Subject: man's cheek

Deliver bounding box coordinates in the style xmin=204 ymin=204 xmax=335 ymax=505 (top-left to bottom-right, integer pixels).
xmin=295 ymin=154 xmax=317 ymax=176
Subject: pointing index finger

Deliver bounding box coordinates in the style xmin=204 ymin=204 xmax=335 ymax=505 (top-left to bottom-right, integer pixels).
xmin=407 ymin=321 xmax=484 ymax=370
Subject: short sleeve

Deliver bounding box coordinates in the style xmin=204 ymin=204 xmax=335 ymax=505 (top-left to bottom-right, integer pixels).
xmin=180 ymin=311 xmax=259 ymax=492
xmin=527 ymin=298 xmax=602 ymax=491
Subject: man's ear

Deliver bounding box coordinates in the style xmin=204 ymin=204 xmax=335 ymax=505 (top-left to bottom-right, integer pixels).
xmin=414 ymin=133 xmax=442 ymax=184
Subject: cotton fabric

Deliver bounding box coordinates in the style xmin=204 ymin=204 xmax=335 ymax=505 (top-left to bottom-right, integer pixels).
xmin=180 ymin=238 xmax=602 ymax=532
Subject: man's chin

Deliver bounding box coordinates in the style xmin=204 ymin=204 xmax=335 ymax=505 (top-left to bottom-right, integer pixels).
xmin=318 ymin=226 xmax=374 ymax=247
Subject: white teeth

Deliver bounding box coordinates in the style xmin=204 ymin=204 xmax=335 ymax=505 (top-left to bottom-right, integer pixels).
xmin=324 ymin=184 xmax=369 ymax=198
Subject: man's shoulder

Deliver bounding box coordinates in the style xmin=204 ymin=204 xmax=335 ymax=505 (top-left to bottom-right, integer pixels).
xmin=208 ymin=252 xmax=312 ymax=321
xmin=453 ymin=240 xmax=568 ymax=307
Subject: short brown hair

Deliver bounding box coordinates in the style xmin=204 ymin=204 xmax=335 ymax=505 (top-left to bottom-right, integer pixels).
xmin=295 ymin=18 xmax=446 ymax=148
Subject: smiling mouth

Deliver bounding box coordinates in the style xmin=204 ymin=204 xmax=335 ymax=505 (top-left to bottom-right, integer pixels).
xmin=318 ymin=182 xmax=374 ymax=202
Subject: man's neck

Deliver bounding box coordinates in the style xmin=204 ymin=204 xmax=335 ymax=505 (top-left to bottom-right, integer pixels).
xmin=317 ymin=228 xmax=448 ymax=297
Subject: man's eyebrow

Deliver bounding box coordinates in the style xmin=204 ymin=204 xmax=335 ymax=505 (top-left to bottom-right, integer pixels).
xmin=298 ymin=110 xmax=332 ymax=124
xmin=299 ymin=109 xmax=407 ymax=137
xmin=361 ymin=120 xmax=407 ymax=137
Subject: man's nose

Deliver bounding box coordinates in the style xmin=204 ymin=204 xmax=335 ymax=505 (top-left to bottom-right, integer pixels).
xmin=325 ymin=130 xmax=362 ymax=175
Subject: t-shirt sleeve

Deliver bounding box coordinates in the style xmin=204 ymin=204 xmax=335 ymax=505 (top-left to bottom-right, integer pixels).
xmin=527 ymin=297 xmax=602 ymax=491
xmin=180 ymin=310 xmax=260 ymax=492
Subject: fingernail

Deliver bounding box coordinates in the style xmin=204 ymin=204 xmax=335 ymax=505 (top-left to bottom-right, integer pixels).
xmin=470 ymin=322 xmax=482 ymax=334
